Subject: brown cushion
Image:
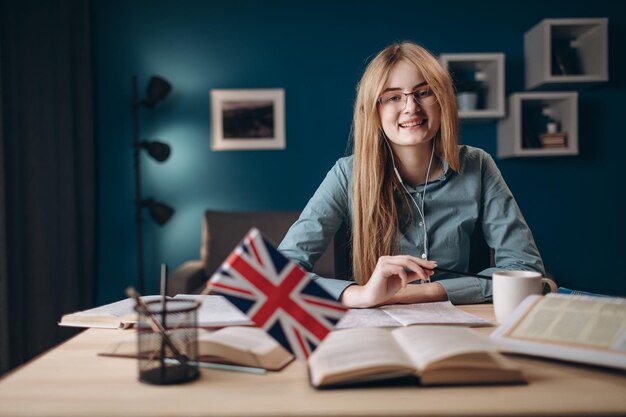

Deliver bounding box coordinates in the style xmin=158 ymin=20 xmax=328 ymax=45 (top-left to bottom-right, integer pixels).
xmin=201 ymin=210 xmax=335 ymax=279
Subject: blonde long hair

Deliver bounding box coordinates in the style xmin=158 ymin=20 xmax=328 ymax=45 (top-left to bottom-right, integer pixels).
xmin=351 ymin=41 xmax=459 ymax=284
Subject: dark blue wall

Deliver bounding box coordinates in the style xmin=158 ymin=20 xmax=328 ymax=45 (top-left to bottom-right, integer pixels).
xmin=92 ymin=0 xmax=626 ymax=303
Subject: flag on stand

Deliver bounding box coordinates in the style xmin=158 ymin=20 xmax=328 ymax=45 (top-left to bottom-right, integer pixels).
xmin=207 ymin=228 xmax=347 ymax=360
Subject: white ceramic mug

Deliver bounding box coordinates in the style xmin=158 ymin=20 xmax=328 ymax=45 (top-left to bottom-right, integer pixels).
xmin=492 ymin=271 xmax=557 ymax=323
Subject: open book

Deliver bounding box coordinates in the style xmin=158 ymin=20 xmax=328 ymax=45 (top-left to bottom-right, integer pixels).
xmin=335 ymin=301 xmax=492 ymax=329
xmin=59 ymin=294 xmax=253 ymax=329
xmin=308 ymin=326 xmax=523 ymax=388
xmin=100 ymin=326 xmax=294 ymax=371
xmin=491 ymin=293 xmax=626 ymax=370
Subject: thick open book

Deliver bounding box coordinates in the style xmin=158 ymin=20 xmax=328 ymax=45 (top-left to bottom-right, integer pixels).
xmin=335 ymin=301 xmax=492 ymax=329
xmin=100 ymin=326 xmax=294 ymax=371
xmin=59 ymin=294 xmax=253 ymax=329
xmin=308 ymin=326 xmax=523 ymax=389
xmin=491 ymin=293 xmax=626 ymax=370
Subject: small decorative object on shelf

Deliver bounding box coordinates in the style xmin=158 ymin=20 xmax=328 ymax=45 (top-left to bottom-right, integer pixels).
xmin=439 ymin=53 xmax=504 ymax=119
xmin=497 ymin=92 xmax=578 ymax=158
xmin=551 ymin=38 xmax=581 ymax=76
xmin=456 ymin=77 xmax=480 ymax=112
xmin=524 ymin=18 xmax=608 ymax=89
xmin=539 ymin=107 xmax=568 ymax=149
xmin=541 ymin=106 xmax=561 ymax=134
xmin=474 ymin=70 xmax=487 ymax=109
xmin=455 ymin=70 xmax=488 ymax=111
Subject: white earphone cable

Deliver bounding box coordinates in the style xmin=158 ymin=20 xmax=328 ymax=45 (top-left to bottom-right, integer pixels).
xmin=385 ymin=137 xmax=436 ymax=260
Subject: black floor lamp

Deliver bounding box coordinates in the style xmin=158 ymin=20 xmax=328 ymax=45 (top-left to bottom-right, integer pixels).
xmin=132 ymin=75 xmax=175 ymax=294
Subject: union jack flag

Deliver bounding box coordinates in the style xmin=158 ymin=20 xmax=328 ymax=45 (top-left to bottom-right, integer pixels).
xmin=207 ymin=228 xmax=347 ymax=361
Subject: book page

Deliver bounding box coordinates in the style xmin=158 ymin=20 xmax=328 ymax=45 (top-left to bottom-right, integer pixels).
xmin=335 ymin=301 xmax=492 ymax=329
xmin=100 ymin=327 xmax=291 ymax=371
xmin=380 ymin=301 xmax=492 ymax=327
xmin=391 ymin=326 xmax=497 ymax=372
xmin=61 ymin=295 xmax=252 ymax=329
xmin=204 ymin=327 xmax=279 ymax=355
xmin=72 ymin=295 xmax=162 ymax=318
xmin=174 ymin=295 xmax=253 ymax=327
xmin=308 ymin=328 xmax=414 ymax=386
xmin=334 ymin=308 xmax=401 ymax=329
xmin=506 ymin=294 xmax=626 ymax=350
xmin=59 ymin=295 xmax=166 ymax=328
xmin=201 ymin=327 xmax=293 ymax=370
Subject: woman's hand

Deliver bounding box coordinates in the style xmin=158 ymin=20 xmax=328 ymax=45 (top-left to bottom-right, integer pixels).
xmin=340 ymin=255 xmax=437 ymax=308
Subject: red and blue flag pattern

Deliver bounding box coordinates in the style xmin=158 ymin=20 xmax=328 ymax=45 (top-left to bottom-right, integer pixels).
xmin=207 ymin=228 xmax=347 ymax=360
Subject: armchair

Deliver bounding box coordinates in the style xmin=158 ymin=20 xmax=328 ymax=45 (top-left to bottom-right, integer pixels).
xmin=167 ymin=210 xmax=343 ymax=295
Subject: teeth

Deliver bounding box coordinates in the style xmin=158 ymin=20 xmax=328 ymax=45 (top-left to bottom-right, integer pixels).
xmin=400 ymin=120 xmax=425 ymax=128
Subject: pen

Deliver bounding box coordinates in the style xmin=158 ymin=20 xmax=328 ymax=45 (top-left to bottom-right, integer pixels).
xmin=126 ymin=287 xmax=191 ymax=367
xmin=163 ymin=358 xmax=266 ymax=375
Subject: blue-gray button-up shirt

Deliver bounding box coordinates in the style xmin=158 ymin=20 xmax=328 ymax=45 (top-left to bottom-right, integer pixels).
xmin=278 ymin=145 xmax=545 ymax=304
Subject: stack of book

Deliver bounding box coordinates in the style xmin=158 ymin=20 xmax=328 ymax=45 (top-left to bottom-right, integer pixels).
xmin=539 ymin=132 xmax=568 ymax=148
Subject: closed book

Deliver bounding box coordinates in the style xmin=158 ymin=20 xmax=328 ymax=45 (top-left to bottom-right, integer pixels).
xmin=539 ymin=132 xmax=568 ymax=147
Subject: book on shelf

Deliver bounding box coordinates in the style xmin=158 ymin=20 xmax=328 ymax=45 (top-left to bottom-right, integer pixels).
xmin=491 ymin=293 xmax=626 ymax=370
xmin=539 ymin=132 xmax=568 ymax=148
xmin=551 ymin=38 xmax=581 ymax=76
xmin=308 ymin=326 xmax=524 ymax=389
xmin=59 ymin=294 xmax=253 ymax=329
xmin=100 ymin=326 xmax=294 ymax=371
xmin=335 ymin=301 xmax=492 ymax=329
xmin=522 ymin=132 xmax=543 ymax=149
xmin=542 ymin=144 xmax=568 ymax=149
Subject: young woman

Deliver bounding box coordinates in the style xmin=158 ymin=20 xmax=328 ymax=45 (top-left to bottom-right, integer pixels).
xmin=278 ymin=41 xmax=544 ymax=308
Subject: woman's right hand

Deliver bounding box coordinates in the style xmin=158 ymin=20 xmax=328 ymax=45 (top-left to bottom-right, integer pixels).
xmin=339 ymin=255 xmax=437 ymax=308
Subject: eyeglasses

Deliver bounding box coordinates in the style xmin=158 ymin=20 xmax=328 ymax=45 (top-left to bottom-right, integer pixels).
xmin=377 ymin=87 xmax=437 ymax=111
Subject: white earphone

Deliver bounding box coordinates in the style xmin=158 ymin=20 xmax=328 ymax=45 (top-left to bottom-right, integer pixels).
xmin=384 ymin=137 xmax=436 ymax=261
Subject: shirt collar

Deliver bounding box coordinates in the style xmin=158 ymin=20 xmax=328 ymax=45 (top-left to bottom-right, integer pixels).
xmin=392 ymin=157 xmax=450 ymax=193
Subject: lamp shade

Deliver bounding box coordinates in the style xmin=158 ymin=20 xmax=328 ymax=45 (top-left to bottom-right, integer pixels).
xmin=141 ymin=140 xmax=171 ymax=162
xmin=142 ymin=76 xmax=172 ymax=108
xmin=143 ymin=198 xmax=175 ymax=225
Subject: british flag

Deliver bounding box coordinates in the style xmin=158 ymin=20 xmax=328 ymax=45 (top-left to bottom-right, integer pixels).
xmin=207 ymin=228 xmax=347 ymax=361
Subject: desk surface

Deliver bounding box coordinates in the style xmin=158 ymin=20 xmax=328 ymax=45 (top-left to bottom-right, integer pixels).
xmin=1 ymin=305 xmax=626 ymax=417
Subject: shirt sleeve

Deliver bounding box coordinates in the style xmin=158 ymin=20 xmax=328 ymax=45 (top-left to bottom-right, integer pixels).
xmin=278 ymin=159 xmax=354 ymax=299
xmin=480 ymin=153 xmax=545 ymax=273
xmin=436 ymin=277 xmax=491 ymax=305
xmin=438 ymin=152 xmax=545 ymax=305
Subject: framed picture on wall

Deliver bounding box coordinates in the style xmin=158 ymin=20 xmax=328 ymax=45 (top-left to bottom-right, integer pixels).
xmin=210 ymin=88 xmax=285 ymax=151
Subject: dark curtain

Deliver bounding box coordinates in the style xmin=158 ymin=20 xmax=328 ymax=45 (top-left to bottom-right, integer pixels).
xmin=0 ymin=0 xmax=96 ymax=374
xmin=0 ymin=41 xmax=9 ymax=374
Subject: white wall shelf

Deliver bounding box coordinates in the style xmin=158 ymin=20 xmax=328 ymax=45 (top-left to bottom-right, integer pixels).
xmin=439 ymin=53 xmax=505 ymax=119
xmin=524 ymin=18 xmax=608 ymax=90
xmin=497 ymin=92 xmax=578 ymax=158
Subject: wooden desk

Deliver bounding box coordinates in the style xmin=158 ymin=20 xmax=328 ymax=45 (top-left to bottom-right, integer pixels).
xmin=1 ymin=305 xmax=625 ymax=417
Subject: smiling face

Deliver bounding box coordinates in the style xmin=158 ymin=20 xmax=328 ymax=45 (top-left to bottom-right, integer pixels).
xmin=378 ymin=60 xmax=441 ymax=149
